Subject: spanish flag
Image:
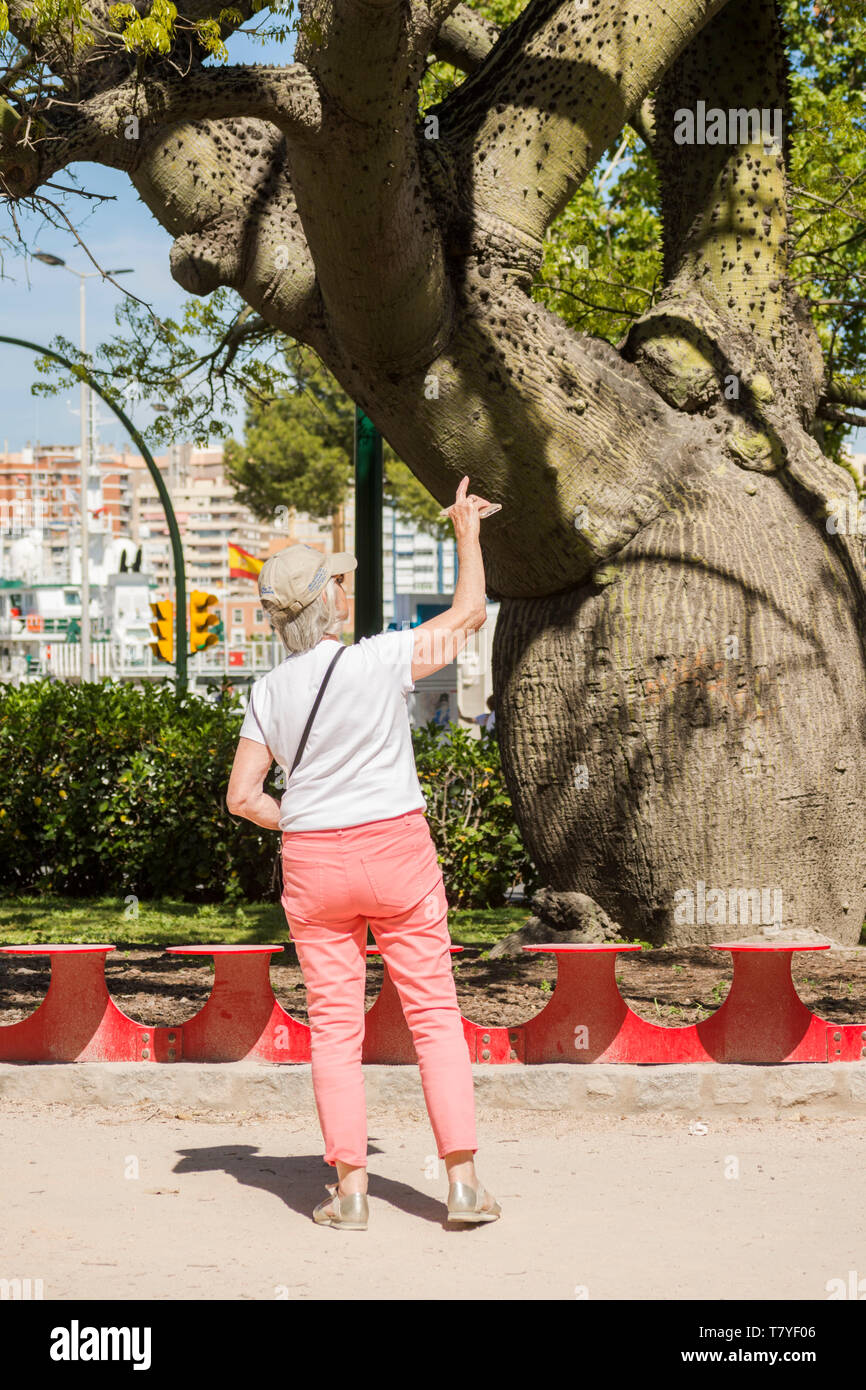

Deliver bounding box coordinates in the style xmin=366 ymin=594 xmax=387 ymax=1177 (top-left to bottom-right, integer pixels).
xmin=228 ymin=542 xmax=264 ymax=581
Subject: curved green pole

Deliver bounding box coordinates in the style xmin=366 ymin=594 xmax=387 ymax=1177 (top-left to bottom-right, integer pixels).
xmin=0 ymin=336 xmax=188 ymax=694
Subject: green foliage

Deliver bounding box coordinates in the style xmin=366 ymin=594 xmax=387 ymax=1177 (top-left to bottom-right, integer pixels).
xmin=534 ymin=129 xmax=662 ymax=345
xmin=28 ymin=290 xmax=269 ymax=444
xmin=0 ymin=891 xmax=530 ymax=945
xmin=0 ymin=678 xmax=274 ymax=900
xmin=7 ymin=0 xmax=238 ymax=60
xmin=17 ymin=0 xmax=94 ymax=49
xmin=2 ymin=0 xmax=296 ymax=46
xmin=780 ymin=0 xmax=866 ymax=458
xmin=411 ymin=721 xmax=538 ymax=909
xmin=223 ymin=348 xmax=453 ymax=539
xmin=107 ymin=0 xmax=178 ymax=56
xmin=0 ymin=679 xmax=535 ymax=909
xmin=193 ymin=9 xmax=243 ymax=61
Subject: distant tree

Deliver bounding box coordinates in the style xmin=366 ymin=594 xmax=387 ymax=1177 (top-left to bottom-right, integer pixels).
xmin=222 ymin=352 xmax=452 ymax=537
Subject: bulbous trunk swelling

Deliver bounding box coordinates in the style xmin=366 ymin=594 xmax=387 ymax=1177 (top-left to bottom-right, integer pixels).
xmin=493 ymin=447 xmax=866 ymax=946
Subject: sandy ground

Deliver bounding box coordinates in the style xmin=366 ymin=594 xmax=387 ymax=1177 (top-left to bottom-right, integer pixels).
xmin=2 ymin=1099 xmax=865 ymax=1301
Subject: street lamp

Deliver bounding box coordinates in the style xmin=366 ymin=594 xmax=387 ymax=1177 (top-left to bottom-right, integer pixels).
xmin=33 ymin=252 xmax=134 ymax=682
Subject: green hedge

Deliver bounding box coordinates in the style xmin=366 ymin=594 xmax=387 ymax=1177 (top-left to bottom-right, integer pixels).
xmin=0 ymin=679 xmax=536 ymax=908
xmin=411 ymin=722 xmax=537 ymax=908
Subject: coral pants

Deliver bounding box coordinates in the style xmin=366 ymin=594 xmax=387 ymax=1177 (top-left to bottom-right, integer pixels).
xmin=280 ymin=807 xmax=478 ymax=1168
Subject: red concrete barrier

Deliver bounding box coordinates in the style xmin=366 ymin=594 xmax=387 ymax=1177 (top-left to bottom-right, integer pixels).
xmin=0 ymin=939 xmax=861 ymax=1065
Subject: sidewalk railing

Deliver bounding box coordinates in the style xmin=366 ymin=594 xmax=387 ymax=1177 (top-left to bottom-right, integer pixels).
xmin=5 ymin=641 xmax=281 ymax=682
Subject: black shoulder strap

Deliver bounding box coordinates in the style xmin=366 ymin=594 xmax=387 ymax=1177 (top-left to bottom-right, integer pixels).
xmin=290 ymin=643 xmax=347 ymax=775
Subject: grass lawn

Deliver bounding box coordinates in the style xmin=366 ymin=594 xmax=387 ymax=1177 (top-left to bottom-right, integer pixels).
xmin=0 ymin=893 xmax=530 ymax=949
xmin=2 ymin=894 xmax=859 ymax=952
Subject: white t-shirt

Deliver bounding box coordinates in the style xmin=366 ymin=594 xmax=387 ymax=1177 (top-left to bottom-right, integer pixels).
xmin=238 ymin=630 xmax=427 ymax=831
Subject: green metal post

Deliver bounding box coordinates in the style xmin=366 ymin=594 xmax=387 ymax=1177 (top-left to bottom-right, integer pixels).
xmin=0 ymin=336 xmax=188 ymax=694
xmin=353 ymin=406 xmax=383 ymax=640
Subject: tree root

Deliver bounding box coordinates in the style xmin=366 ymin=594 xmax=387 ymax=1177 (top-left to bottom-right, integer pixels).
xmin=487 ymin=887 xmax=626 ymax=959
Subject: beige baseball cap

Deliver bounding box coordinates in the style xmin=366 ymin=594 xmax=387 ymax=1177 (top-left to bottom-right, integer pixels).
xmin=258 ymin=543 xmax=357 ymax=616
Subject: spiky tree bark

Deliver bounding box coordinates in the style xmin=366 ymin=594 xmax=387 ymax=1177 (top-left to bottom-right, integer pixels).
xmin=3 ymin=0 xmax=864 ymax=945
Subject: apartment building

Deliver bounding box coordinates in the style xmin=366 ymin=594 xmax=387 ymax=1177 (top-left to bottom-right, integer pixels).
xmin=131 ymin=448 xmax=349 ymax=644
xmin=0 ymin=442 xmax=349 ymax=634
xmin=382 ymin=503 xmax=458 ymax=623
xmin=0 ymin=440 xmax=480 ymax=716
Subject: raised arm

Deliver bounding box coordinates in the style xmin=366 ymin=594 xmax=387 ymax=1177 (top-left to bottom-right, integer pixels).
xmin=411 ymin=477 xmax=490 ymax=682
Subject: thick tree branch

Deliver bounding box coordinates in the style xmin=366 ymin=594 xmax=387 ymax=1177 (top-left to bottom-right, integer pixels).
xmin=310 ymin=271 xmax=703 ymax=598
xmin=818 ymin=405 xmax=866 ymax=429
xmin=432 ymin=5 xmax=500 ymax=72
xmin=4 ymin=0 xmax=452 ymax=372
xmin=823 ymin=380 xmax=866 ymax=410
xmin=275 ymin=0 xmax=458 ymax=372
xmin=128 ymin=115 xmax=335 ymax=354
xmin=429 ymin=0 xmax=733 ymax=256
xmin=0 ymin=65 xmax=321 ymax=195
xmin=652 ymin=0 xmax=788 ymax=345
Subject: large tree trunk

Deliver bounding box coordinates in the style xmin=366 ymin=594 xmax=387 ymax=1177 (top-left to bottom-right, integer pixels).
xmin=493 ymin=446 xmax=866 ymax=946
xmin=4 ymin=0 xmax=865 ymax=944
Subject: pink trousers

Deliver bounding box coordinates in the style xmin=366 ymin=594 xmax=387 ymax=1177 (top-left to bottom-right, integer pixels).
xmin=280 ymin=807 xmax=478 ymax=1168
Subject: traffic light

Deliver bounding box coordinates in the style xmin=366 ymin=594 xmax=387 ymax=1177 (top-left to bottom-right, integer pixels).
xmin=149 ymin=599 xmax=174 ymax=663
xmin=190 ymin=590 xmax=220 ymax=654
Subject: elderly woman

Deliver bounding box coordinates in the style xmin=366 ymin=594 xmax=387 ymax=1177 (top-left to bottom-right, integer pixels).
xmin=226 ymin=477 xmax=501 ymax=1230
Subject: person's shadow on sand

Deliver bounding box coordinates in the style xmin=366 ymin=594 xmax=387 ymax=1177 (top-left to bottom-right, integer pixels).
xmin=172 ymin=1145 xmax=486 ymax=1229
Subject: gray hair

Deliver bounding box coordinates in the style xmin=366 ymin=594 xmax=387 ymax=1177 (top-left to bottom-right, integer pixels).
xmin=261 ymin=578 xmax=343 ymax=655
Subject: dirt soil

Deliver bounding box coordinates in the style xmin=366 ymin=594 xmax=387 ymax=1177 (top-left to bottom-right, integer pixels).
xmin=2 ymin=945 xmax=866 ymax=1028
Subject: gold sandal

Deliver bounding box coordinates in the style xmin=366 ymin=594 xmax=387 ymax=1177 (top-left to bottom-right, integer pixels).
xmin=313 ymin=1182 xmax=369 ymax=1230
xmin=446 ymin=1182 xmax=502 ymax=1223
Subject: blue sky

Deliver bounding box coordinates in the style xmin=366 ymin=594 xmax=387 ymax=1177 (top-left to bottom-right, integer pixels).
xmin=0 ymin=22 xmax=863 ymax=458
xmin=0 ymin=20 xmax=295 ymax=453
